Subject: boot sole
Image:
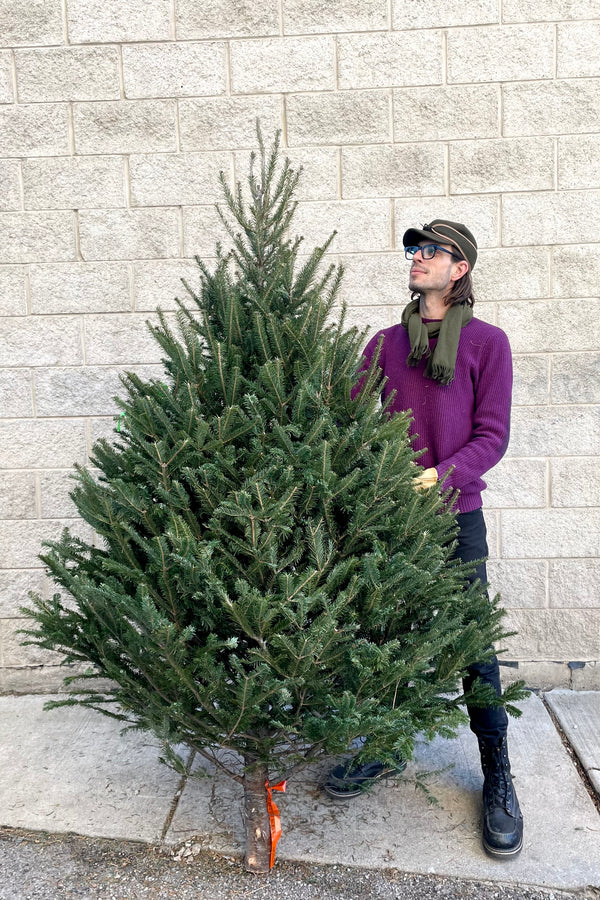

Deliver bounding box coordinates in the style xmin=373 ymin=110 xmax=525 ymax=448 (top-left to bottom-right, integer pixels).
xmin=323 ymin=765 xmax=407 ymax=800
xmin=322 ymin=783 xmax=366 ymax=799
xmin=483 ymin=836 xmax=523 ymax=859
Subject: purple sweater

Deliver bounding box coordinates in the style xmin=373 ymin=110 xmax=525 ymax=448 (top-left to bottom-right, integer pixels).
xmin=357 ymin=317 xmax=513 ymax=513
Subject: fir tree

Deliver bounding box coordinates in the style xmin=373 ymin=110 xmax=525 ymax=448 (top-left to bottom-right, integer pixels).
xmin=22 ymin=129 xmax=524 ymax=874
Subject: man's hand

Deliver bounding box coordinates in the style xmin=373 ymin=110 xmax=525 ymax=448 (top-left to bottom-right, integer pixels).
xmin=413 ymin=467 xmax=438 ymax=491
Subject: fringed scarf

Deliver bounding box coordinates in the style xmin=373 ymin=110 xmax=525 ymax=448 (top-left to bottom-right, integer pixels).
xmin=401 ymin=298 xmax=473 ymax=386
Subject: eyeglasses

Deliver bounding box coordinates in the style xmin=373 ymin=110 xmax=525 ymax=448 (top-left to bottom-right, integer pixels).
xmin=404 ymin=244 xmax=462 ymax=261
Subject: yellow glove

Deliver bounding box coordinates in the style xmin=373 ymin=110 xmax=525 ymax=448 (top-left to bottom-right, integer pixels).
xmin=413 ymin=467 xmax=438 ymax=492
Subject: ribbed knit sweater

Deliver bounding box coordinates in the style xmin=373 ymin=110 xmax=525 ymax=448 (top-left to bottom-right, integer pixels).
xmin=356 ymin=316 xmax=513 ymax=513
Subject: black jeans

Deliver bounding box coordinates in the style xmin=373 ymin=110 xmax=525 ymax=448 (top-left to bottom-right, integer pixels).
xmin=454 ymin=508 xmax=508 ymax=744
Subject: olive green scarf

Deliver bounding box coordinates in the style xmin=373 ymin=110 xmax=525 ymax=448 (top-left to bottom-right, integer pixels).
xmin=401 ymin=298 xmax=473 ymax=386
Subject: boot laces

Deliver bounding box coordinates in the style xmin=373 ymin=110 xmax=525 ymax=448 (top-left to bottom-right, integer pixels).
xmin=486 ymin=743 xmax=512 ymax=808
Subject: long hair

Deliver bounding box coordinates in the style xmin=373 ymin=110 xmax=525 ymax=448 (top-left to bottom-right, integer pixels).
xmin=410 ymin=265 xmax=476 ymax=310
xmin=443 ymin=268 xmax=475 ymax=307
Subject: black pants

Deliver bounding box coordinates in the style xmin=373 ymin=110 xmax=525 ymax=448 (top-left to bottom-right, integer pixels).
xmin=454 ymin=508 xmax=508 ymax=744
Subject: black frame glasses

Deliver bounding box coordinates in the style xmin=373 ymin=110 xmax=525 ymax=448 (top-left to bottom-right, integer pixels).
xmin=404 ymin=244 xmax=462 ymax=261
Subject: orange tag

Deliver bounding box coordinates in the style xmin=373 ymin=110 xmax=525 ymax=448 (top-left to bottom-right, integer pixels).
xmin=265 ymin=779 xmax=287 ymax=868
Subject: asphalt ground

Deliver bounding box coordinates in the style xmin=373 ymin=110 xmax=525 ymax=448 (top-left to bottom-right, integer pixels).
xmin=1 ymin=827 xmax=597 ymax=900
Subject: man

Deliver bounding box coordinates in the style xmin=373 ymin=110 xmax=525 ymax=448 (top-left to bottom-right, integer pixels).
xmin=323 ymin=219 xmax=523 ymax=860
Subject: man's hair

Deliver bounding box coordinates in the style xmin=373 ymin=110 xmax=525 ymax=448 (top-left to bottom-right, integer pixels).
xmin=443 ymin=268 xmax=475 ymax=307
xmin=410 ymin=269 xmax=475 ymax=309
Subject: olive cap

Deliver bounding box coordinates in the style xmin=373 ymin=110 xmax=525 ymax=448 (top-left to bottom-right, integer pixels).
xmin=402 ymin=219 xmax=478 ymax=269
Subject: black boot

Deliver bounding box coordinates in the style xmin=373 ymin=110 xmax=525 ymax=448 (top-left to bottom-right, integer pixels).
xmin=323 ymin=753 xmax=407 ymax=799
xmin=478 ymin=736 xmax=523 ymax=858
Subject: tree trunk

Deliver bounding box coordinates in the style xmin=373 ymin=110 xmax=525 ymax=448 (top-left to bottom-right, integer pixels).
xmin=242 ymin=756 xmax=271 ymax=874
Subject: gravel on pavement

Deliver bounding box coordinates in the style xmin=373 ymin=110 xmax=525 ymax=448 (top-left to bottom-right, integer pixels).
xmin=1 ymin=827 xmax=598 ymax=900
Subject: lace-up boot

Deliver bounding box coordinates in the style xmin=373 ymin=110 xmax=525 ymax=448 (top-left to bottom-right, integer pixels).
xmin=478 ymin=736 xmax=523 ymax=858
xmin=323 ymin=754 xmax=407 ymax=799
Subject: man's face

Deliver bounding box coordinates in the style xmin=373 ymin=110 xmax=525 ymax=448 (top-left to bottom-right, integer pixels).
xmin=408 ymin=241 xmax=462 ymax=294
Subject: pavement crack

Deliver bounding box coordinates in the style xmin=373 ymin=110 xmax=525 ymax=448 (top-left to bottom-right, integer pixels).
xmin=542 ymin=695 xmax=600 ymax=816
xmin=208 ymin=772 xmax=230 ymax=831
xmin=160 ymin=749 xmax=196 ymax=842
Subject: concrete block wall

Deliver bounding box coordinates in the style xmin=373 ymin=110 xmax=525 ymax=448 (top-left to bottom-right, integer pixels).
xmin=1 ymin=0 xmax=599 ymax=692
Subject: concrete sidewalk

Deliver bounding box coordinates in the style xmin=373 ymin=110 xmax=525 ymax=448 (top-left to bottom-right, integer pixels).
xmin=0 ymin=690 xmax=599 ymax=892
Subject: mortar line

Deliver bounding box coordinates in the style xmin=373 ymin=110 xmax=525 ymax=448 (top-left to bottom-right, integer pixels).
xmin=68 ymin=102 xmax=76 ymax=156
xmin=74 ymin=209 xmax=82 ymax=261
xmin=178 ymin=205 xmax=185 ymax=258
xmin=224 ymin=41 xmax=232 ymax=96
xmin=444 ymin=142 xmax=450 ymax=197
xmin=281 ymin=94 xmax=288 ymax=147
xmin=442 ymin=30 xmax=447 ymax=86
xmin=333 ymin=34 xmax=339 ymax=91
xmin=84 ymin=417 xmax=93 ymax=463
xmin=229 ymin=151 xmax=236 ymax=197
xmin=124 ymin=155 xmax=132 ymax=208
xmin=498 ymin=82 xmax=503 ymax=139
xmin=62 ymin=0 xmax=69 ymax=43
xmin=160 ymin=748 xmax=196 ymax=841
xmin=17 ymin=158 xmax=25 ymax=211
xmin=169 ymin=0 xmax=177 ymax=41
xmin=128 ymin=262 xmax=135 ymax=312
xmin=117 ymin=44 xmax=125 ymax=100
xmin=9 ymin=48 xmax=17 ymax=103
xmin=34 ymin=472 xmax=42 ymax=518
xmin=497 ymin=193 xmax=502 ymax=248
xmin=30 ymin=363 xmax=37 ymax=418
xmin=24 ymin=266 xmax=32 ymax=315
xmin=175 ymin=99 xmax=182 ymax=153
xmin=80 ymin=310 xmax=87 ymax=366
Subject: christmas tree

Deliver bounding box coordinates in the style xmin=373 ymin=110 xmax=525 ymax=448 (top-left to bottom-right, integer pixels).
xmin=22 ymin=129 xmax=523 ymax=873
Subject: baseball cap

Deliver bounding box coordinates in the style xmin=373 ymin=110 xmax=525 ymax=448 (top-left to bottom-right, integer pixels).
xmin=402 ymin=219 xmax=478 ymax=269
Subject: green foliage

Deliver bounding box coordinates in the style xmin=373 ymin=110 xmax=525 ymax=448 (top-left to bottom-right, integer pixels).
xmin=21 ymin=128 xmax=524 ymax=783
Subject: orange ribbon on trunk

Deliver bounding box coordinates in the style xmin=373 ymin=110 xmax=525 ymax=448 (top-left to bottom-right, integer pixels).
xmin=265 ymin=779 xmax=287 ymax=868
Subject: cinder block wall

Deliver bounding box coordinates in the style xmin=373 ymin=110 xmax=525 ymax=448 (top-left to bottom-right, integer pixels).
xmin=1 ymin=0 xmax=599 ymax=692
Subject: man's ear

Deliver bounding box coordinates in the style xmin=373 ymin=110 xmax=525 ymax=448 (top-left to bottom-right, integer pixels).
xmin=451 ymin=260 xmax=469 ymax=282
